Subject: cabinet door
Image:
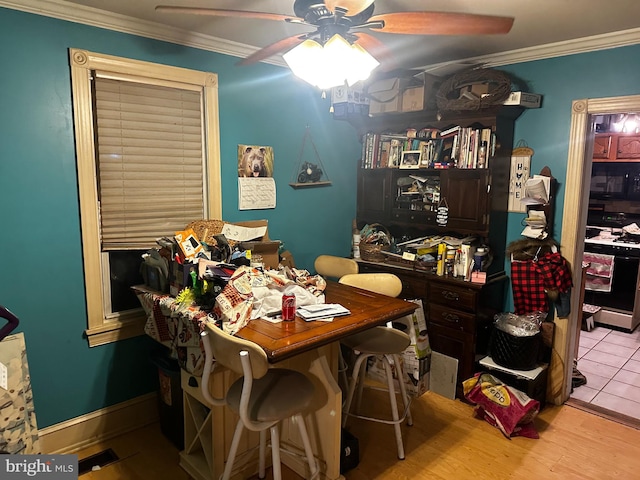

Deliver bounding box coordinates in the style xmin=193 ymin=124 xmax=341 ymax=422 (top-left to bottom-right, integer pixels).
xmin=593 ymin=134 xmax=613 ymax=160
xmin=439 ymin=169 xmax=490 ymax=234
xmin=616 ymin=135 xmax=640 ymax=159
xmin=427 ymin=323 xmax=476 ymax=397
xmin=357 ymin=169 xmax=391 ymax=224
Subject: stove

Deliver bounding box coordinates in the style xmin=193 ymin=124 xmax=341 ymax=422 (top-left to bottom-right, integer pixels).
xmin=585 ymin=227 xmax=640 ymax=257
xmin=583 ymin=225 xmax=640 ymax=332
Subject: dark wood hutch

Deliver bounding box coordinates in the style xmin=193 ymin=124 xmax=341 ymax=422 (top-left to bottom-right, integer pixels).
xmin=342 ymin=105 xmax=526 ymax=396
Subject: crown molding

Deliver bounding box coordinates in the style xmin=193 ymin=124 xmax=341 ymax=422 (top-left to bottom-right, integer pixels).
xmin=420 ymin=27 xmax=640 ymax=73
xmin=0 ymin=0 xmax=286 ymax=67
xmin=3 ymin=0 xmax=640 ymax=73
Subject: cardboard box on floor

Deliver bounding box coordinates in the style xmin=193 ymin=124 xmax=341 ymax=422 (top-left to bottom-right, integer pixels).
xmin=366 ymin=300 xmax=430 ymax=397
xmin=367 ymin=346 xmax=430 ymax=398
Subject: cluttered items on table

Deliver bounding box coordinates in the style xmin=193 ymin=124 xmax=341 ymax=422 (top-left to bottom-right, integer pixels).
xmin=138 ymin=218 xmax=341 ymax=335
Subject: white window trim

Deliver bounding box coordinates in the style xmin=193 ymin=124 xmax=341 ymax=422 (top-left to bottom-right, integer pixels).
xmin=70 ymin=48 xmax=222 ymax=346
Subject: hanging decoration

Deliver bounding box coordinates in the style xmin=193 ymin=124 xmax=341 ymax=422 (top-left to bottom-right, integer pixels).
xmin=436 ymin=197 xmax=449 ymax=227
xmin=509 ymin=140 xmax=534 ymax=213
xmin=290 ymin=126 xmax=332 ymax=188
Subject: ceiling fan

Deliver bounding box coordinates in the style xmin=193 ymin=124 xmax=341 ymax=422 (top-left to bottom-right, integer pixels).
xmin=155 ymin=0 xmax=515 ymax=68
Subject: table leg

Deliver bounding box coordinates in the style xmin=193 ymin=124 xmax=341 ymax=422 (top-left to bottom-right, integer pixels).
xmin=275 ymin=342 xmax=345 ymax=480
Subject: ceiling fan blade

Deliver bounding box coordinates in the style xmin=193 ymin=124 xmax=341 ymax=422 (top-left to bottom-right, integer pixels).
xmin=353 ymin=32 xmax=396 ymax=71
xmin=155 ymin=5 xmax=298 ymax=23
xmin=369 ymin=12 xmax=514 ymax=36
xmin=237 ymin=35 xmax=307 ymax=66
xmin=324 ymin=0 xmax=375 ymax=16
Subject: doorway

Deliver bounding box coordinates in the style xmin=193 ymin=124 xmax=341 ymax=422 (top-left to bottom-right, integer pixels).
xmin=562 ymin=96 xmax=640 ymax=426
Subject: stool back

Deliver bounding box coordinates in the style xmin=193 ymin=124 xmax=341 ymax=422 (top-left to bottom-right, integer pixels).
xmin=339 ymin=273 xmax=403 ymax=298
xmin=314 ymin=255 xmax=359 ymax=280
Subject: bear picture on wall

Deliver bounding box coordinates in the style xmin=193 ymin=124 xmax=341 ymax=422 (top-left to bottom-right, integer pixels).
xmin=238 ymin=145 xmax=274 ymax=178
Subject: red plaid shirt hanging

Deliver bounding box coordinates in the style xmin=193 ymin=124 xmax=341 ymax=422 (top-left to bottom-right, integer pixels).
xmin=511 ymin=252 xmax=573 ymax=315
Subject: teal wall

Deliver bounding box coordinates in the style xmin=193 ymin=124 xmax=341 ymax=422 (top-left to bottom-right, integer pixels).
xmin=4 ymin=5 xmax=640 ymax=430
xmin=0 ymin=8 xmax=361 ymax=428
xmin=499 ymin=44 xmax=640 ymax=309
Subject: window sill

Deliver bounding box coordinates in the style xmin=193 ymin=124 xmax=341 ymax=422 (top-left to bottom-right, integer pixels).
xmin=85 ymin=313 xmax=146 ymax=347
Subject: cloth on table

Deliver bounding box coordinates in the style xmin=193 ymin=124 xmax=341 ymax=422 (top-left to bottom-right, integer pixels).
xmin=582 ymin=252 xmax=615 ymax=293
xmin=214 ymin=266 xmax=326 ymax=335
xmin=135 ymin=286 xmax=209 ymax=374
xmin=511 ymin=252 xmax=573 ymax=316
xmin=135 ymin=266 xmax=328 ymax=373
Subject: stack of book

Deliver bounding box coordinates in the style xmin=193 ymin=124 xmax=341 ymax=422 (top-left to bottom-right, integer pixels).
xmin=361 ymin=124 xmax=496 ymax=169
xmin=440 ymin=125 xmax=496 ymax=169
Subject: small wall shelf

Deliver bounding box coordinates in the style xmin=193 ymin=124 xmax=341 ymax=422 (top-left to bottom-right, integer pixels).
xmin=289 ymin=180 xmax=332 ymax=189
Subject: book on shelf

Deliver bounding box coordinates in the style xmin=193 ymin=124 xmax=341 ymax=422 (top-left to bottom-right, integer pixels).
xmin=361 ymin=123 xmax=495 ymax=170
xmin=440 ymin=125 xmax=461 ymax=137
xmin=361 ymin=132 xmax=410 ymax=169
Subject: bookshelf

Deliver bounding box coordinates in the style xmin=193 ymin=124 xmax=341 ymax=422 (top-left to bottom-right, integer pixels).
xmin=348 ymin=106 xmax=525 ymax=398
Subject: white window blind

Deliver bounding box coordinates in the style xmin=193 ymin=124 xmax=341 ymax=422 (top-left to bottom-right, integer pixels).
xmin=94 ymin=77 xmax=205 ymax=250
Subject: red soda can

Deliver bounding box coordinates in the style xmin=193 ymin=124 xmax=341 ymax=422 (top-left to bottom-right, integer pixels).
xmin=282 ymin=293 xmax=296 ymax=321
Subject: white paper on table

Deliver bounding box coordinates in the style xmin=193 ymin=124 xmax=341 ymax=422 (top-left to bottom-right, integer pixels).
xmin=222 ymin=223 xmax=267 ymax=242
xmin=238 ymin=177 xmax=276 ymax=210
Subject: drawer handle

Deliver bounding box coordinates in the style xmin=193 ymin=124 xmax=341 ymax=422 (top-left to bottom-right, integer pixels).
xmin=442 ymin=312 xmax=460 ymax=323
xmin=442 ymin=290 xmax=460 ymax=301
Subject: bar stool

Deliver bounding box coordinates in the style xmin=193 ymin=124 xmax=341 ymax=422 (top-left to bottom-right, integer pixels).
xmin=200 ymin=322 xmax=319 ymax=480
xmin=338 ymin=273 xmax=413 ymax=460
xmin=314 ymin=255 xmax=359 ymax=280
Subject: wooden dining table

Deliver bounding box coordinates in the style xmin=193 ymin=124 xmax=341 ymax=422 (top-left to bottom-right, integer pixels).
xmin=179 ymin=280 xmax=418 ymax=480
xmin=238 ymin=280 xmax=419 ymax=362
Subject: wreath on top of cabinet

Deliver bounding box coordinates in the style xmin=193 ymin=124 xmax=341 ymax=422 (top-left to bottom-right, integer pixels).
xmin=436 ymin=68 xmax=512 ymax=113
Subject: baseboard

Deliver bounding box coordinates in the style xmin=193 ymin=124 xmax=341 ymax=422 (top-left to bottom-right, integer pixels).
xmin=38 ymin=393 xmax=159 ymax=454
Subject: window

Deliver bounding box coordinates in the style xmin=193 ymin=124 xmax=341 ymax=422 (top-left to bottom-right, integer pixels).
xmin=70 ymin=49 xmax=221 ymax=346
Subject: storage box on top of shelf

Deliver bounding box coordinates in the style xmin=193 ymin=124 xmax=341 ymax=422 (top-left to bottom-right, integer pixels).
xmin=332 ymin=101 xmax=370 ymax=119
xmin=331 ymin=82 xmax=370 ymax=118
xmin=502 ymin=91 xmax=542 ymax=108
xmin=366 ymin=75 xmax=416 ymax=115
xmin=401 ymin=72 xmax=441 ymax=112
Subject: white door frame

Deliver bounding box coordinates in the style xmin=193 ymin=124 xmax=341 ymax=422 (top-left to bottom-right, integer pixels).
xmin=559 ymin=95 xmax=640 ymax=404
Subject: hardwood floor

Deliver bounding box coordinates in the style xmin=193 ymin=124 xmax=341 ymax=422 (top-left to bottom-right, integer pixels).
xmin=74 ymin=390 xmax=640 ymax=480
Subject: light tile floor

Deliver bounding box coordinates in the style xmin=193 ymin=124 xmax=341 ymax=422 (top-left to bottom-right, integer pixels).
xmin=571 ymin=325 xmax=640 ymax=420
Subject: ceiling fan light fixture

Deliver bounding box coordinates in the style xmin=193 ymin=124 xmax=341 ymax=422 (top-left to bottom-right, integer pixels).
xmin=283 ymin=39 xmax=324 ymax=86
xmin=283 ymin=33 xmax=379 ymax=90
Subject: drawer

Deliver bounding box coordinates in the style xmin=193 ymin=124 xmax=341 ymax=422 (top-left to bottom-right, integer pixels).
xmin=429 ymin=303 xmax=476 ymax=334
xmin=428 ymin=281 xmax=477 ymax=312
xmin=390 ymin=209 xmax=435 ymax=224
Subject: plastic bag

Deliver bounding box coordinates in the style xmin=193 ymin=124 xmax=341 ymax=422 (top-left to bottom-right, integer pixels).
xmin=493 ymin=311 xmax=545 ymax=337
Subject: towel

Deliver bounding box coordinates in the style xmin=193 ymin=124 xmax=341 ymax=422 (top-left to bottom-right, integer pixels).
xmin=582 ymin=252 xmax=615 ymax=292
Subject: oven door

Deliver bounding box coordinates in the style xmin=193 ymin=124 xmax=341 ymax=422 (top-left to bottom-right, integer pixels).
xmin=584 ymin=251 xmax=639 ymax=312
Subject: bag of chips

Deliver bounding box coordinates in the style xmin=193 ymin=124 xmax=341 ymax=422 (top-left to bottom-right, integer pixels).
xmin=463 ymin=372 xmax=540 ymax=439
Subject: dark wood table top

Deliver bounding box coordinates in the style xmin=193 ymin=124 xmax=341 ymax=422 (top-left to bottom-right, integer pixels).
xmin=237 ymin=281 xmax=418 ymax=363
